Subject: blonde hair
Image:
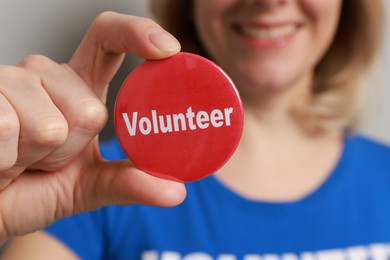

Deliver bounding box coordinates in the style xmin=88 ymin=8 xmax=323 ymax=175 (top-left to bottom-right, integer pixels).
xmin=149 ymin=0 xmax=385 ymax=131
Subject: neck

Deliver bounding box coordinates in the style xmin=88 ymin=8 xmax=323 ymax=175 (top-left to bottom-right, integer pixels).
xmin=240 ymin=71 xmax=312 ymax=128
xmin=216 ymin=76 xmax=344 ymax=202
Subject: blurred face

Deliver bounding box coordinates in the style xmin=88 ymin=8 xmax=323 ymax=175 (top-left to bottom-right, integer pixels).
xmin=193 ymin=0 xmax=343 ymax=98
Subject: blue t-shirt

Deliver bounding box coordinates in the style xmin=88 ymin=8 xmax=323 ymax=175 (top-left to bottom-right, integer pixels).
xmin=45 ymin=135 xmax=390 ymax=259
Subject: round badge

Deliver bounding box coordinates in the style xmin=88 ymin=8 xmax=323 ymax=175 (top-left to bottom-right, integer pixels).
xmin=114 ymin=52 xmax=243 ymax=182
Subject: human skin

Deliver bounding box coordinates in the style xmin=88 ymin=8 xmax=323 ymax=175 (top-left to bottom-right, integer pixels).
xmin=193 ymin=0 xmax=342 ymax=98
xmin=193 ymin=0 xmax=344 ymax=201
xmin=2 ymin=0 xmax=347 ymax=258
xmin=0 ymin=12 xmax=185 ymax=244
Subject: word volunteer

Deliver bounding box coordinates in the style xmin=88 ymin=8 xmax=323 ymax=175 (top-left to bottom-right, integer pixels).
xmin=122 ymin=106 xmax=234 ymax=136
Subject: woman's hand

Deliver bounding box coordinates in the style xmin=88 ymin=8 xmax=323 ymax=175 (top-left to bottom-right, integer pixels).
xmin=0 ymin=11 xmax=186 ymax=243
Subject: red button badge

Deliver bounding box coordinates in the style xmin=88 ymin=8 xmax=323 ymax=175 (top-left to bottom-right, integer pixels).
xmin=114 ymin=52 xmax=243 ymax=182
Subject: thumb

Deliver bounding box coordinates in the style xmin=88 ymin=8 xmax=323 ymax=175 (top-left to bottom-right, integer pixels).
xmin=76 ymin=159 xmax=187 ymax=212
xmin=68 ymin=11 xmax=181 ymax=98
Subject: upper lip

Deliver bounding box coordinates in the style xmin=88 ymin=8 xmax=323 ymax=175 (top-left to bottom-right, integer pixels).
xmin=231 ymin=20 xmax=302 ymax=38
xmin=232 ymin=18 xmax=303 ymax=28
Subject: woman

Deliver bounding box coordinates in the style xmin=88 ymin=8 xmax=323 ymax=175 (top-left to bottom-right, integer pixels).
xmin=1 ymin=0 xmax=388 ymax=259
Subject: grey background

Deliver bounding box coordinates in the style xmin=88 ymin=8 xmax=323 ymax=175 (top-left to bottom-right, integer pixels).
xmin=0 ymin=0 xmax=389 ymax=143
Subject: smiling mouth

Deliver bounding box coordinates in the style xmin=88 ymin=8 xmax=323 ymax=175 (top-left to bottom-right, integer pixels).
xmin=235 ymin=23 xmax=298 ymax=39
xmin=232 ymin=23 xmax=299 ymax=47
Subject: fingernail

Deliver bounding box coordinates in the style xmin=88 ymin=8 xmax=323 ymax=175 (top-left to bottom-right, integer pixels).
xmin=149 ymin=29 xmax=180 ymax=52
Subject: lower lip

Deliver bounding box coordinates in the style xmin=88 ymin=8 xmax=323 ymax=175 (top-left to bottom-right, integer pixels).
xmin=237 ymin=29 xmax=299 ymax=48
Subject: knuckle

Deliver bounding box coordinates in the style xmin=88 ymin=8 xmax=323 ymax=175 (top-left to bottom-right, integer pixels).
xmin=0 ymin=114 xmax=19 ymax=142
xmin=31 ymin=117 xmax=69 ymax=148
xmin=0 ymin=65 xmax=26 ymax=82
xmin=0 ymin=114 xmax=18 ymax=171
xmin=74 ymin=101 xmax=108 ymax=133
xmin=0 ymin=65 xmax=41 ymax=88
xmin=134 ymin=17 xmax=157 ymax=26
xmin=18 ymin=54 xmax=53 ymax=71
xmin=93 ymin=11 xmax=118 ymax=29
xmin=125 ymin=17 xmax=159 ymax=34
xmin=95 ymin=11 xmax=116 ymax=21
xmin=93 ymin=11 xmax=158 ymax=34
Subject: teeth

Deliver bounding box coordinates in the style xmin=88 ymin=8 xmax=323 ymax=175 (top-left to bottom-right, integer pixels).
xmin=240 ymin=24 xmax=296 ymax=39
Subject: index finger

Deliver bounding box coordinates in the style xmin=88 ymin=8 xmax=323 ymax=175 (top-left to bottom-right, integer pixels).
xmin=68 ymin=11 xmax=181 ymax=98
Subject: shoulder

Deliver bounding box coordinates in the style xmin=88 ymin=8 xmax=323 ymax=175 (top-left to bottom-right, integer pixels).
xmin=345 ymin=134 xmax=390 ymax=182
xmin=348 ymin=134 xmax=390 ymax=162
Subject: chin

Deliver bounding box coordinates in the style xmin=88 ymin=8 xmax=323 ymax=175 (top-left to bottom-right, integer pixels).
xmin=229 ymin=61 xmax=299 ymax=89
xmin=234 ymin=75 xmax=291 ymax=95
